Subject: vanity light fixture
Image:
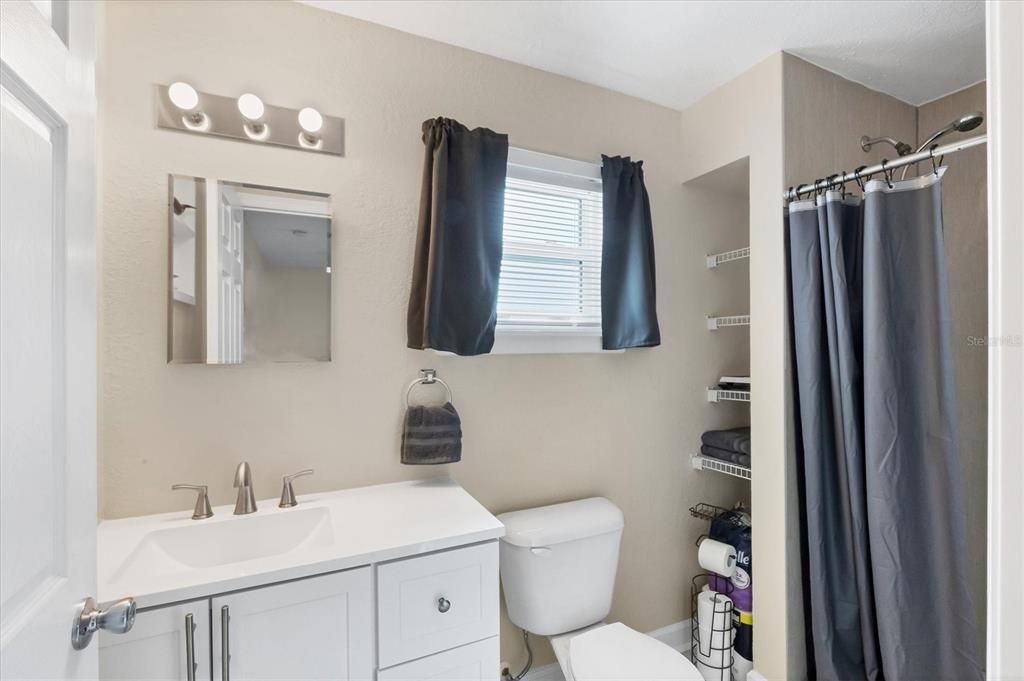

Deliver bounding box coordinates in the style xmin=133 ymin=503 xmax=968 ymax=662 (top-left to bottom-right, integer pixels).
xmin=297 ymin=107 xmax=324 ymax=149
xmin=156 ymin=84 xmax=343 ymax=155
xmin=237 ymin=92 xmax=269 ymax=140
xmin=168 ymin=81 xmax=208 ymax=131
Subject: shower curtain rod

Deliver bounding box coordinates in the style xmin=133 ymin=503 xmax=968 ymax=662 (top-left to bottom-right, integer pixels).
xmin=784 ymin=133 xmax=987 ymax=201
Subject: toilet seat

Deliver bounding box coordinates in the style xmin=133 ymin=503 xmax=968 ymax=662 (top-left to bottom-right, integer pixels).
xmin=568 ymin=623 xmax=704 ymax=680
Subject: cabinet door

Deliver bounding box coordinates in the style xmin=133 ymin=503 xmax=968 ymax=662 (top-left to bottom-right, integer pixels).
xmin=212 ymin=567 xmax=373 ymax=681
xmin=99 ymin=600 xmax=211 ymax=680
xmin=377 ymin=637 xmax=499 ymax=681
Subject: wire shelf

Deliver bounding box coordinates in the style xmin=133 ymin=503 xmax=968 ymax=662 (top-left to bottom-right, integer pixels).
xmin=707 ymin=388 xmax=751 ymax=403
xmin=691 ymin=455 xmax=752 ymax=480
xmin=689 ymin=502 xmax=730 ymax=522
xmin=706 ymin=246 xmax=750 ymax=269
xmin=706 ymin=315 xmax=750 ymax=331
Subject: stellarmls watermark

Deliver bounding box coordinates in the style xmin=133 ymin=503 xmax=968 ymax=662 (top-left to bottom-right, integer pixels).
xmin=967 ymin=334 xmax=1022 ymax=347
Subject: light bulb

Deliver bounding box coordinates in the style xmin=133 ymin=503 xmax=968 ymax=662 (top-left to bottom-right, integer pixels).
xmin=298 ymin=107 xmax=323 ymax=134
xmin=237 ymin=93 xmax=264 ymax=121
xmin=168 ymin=82 xmax=199 ymax=111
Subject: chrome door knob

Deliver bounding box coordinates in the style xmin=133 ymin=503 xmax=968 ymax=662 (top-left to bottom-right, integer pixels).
xmin=437 ymin=597 xmax=451 ymax=613
xmin=71 ymin=596 xmax=136 ymax=650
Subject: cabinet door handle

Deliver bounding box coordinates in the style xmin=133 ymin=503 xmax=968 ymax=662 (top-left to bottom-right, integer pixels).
xmin=437 ymin=597 xmax=451 ymax=613
xmin=184 ymin=613 xmax=197 ymax=681
xmin=221 ymin=605 xmax=230 ymax=681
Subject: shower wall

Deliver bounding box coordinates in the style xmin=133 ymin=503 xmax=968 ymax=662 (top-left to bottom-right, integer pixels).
xmin=918 ymin=82 xmax=988 ymax=643
xmin=782 ymin=54 xmax=917 ymax=189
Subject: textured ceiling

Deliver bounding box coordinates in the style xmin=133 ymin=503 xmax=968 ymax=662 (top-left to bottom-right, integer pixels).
xmin=299 ymin=0 xmax=985 ymax=110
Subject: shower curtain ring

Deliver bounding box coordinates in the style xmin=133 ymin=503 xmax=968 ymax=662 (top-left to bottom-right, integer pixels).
xmin=826 ymin=174 xmax=842 ymax=198
xmin=881 ymin=159 xmax=894 ymax=189
xmin=853 ymin=165 xmax=868 ymax=193
xmin=930 ymin=144 xmax=943 ymax=176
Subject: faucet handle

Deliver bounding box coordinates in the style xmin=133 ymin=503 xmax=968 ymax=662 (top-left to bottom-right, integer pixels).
xmin=172 ymin=484 xmax=213 ymax=520
xmin=279 ymin=469 xmax=314 ymax=508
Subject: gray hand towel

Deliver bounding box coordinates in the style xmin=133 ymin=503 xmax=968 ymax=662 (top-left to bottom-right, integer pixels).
xmin=701 ymin=444 xmax=750 ymax=468
xmin=401 ymin=402 xmax=462 ymax=465
xmin=701 ymin=426 xmax=751 ymax=455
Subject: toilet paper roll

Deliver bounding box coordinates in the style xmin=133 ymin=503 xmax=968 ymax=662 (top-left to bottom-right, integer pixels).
xmin=695 ymin=628 xmax=734 ymax=681
xmin=732 ymin=652 xmax=753 ymax=681
xmin=697 ymin=591 xmax=734 ymax=632
xmin=698 ymin=538 xmax=737 ymax=578
xmin=696 ymin=657 xmax=733 ymax=681
xmin=696 ymin=622 xmax=737 ymax=647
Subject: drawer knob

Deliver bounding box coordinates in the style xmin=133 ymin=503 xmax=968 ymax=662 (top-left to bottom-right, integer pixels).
xmin=437 ymin=597 xmax=451 ymax=613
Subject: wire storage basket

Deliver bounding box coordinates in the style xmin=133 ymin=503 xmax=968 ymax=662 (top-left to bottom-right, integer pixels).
xmin=691 ymin=573 xmax=735 ymax=681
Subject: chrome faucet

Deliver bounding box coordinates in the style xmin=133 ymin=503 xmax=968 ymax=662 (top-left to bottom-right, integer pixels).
xmin=233 ymin=461 xmax=258 ymax=515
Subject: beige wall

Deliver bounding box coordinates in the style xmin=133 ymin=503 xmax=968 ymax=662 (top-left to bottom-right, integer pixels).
xmin=918 ymin=82 xmax=988 ymax=643
xmin=97 ymin=0 xmax=749 ymax=669
xmin=679 ymin=54 xmax=788 ymax=679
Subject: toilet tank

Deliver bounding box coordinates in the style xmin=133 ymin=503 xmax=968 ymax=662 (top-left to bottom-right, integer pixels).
xmin=497 ymin=498 xmax=624 ymax=636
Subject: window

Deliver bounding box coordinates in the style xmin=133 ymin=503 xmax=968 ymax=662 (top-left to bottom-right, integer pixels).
xmin=494 ymin=148 xmax=605 ymax=354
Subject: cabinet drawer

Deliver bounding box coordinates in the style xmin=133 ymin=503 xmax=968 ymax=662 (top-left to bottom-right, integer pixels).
xmin=377 ymin=542 xmax=499 ymax=668
xmin=377 ymin=637 xmax=499 ymax=681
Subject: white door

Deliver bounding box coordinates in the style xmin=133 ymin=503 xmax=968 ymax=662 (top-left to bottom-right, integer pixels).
xmin=0 ymin=1 xmax=102 ymax=678
xmin=99 ymin=601 xmax=212 ymax=681
xmin=204 ymin=181 xmax=244 ymax=363
xmin=211 ymin=568 xmax=374 ymax=681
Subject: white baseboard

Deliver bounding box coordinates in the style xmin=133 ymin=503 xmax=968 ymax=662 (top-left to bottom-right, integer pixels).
xmin=522 ymin=663 xmax=565 ymax=681
xmin=523 ymin=619 xmax=691 ymax=681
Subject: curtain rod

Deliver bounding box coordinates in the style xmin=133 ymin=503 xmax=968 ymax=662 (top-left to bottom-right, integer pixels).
xmin=784 ymin=134 xmax=987 ymax=201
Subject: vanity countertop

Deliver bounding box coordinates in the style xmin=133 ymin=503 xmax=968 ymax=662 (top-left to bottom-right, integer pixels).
xmin=97 ymin=478 xmax=504 ymax=609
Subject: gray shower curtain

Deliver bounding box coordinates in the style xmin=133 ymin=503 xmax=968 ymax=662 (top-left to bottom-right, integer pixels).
xmin=787 ymin=171 xmax=983 ymax=681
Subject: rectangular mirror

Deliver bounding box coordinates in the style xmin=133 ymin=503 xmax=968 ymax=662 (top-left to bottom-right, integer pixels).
xmin=168 ymin=176 xmax=331 ymax=363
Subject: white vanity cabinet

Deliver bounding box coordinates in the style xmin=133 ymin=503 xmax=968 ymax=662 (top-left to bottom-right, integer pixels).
xmin=97 ymin=480 xmax=505 ymax=681
xmin=212 ymin=568 xmax=374 ymax=680
xmin=99 ymin=599 xmax=211 ymax=681
xmin=100 ymin=569 xmax=373 ymax=681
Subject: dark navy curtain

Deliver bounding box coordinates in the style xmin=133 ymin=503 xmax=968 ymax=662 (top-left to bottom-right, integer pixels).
xmin=407 ymin=118 xmax=509 ymax=356
xmin=787 ymin=173 xmax=982 ymax=681
xmin=600 ymin=155 xmax=661 ymax=349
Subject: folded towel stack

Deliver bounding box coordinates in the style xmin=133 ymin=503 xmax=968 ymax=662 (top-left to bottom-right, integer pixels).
xmin=700 ymin=427 xmax=751 ymax=467
xmin=401 ymin=402 xmax=463 ymax=465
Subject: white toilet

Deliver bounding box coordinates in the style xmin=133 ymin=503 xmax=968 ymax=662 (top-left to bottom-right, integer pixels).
xmin=498 ymin=498 xmax=704 ymax=681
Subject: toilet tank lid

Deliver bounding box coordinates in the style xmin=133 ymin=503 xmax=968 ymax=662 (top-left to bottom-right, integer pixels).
xmin=497 ymin=497 xmax=624 ymax=548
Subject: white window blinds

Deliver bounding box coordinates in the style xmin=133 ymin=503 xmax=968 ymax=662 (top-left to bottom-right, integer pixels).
xmin=497 ymin=151 xmax=603 ymax=334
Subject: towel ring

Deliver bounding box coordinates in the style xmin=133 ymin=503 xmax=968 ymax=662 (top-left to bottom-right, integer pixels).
xmin=405 ymin=369 xmax=453 ymax=407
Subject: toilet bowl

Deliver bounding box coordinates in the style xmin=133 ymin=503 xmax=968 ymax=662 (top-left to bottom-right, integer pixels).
xmin=552 ymin=622 xmax=703 ymax=681
xmin=497 ymin=498 xmax=707 ymax=681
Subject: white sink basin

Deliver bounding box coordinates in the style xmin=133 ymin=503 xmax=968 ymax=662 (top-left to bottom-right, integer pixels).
xmin=112 ymin=507 xmax=334 ymax=582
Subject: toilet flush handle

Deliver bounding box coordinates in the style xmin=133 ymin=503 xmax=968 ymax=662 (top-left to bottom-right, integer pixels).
xmin=529 ymin=546 xmax=552 ymax=556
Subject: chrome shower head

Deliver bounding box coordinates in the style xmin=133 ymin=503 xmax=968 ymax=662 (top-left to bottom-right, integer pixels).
xmin=919 ymin=111 xmax=984 ymax=152
xmin=951 ymin=111 xmax=984 ymax=133
xmin=900 ymin=111 xmax=984 ymax=180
